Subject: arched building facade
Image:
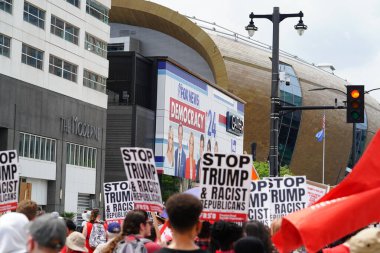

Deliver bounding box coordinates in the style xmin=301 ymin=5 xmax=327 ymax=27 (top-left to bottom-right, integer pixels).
xmin=108 ymin=0 xmax=380 ymax=185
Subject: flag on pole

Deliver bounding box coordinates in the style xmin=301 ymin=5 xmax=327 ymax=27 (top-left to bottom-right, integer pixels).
xmin=315 ymin=114 xmax=326 ymax=142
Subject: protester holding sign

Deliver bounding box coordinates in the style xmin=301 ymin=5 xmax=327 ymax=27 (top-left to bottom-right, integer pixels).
xmin=200 ymin=153 xmax=252 ymax=222
xmin=120 ymin=148 xmax=163 ymax=213
xmin=103 ymin=210 xmax=161 ymax=253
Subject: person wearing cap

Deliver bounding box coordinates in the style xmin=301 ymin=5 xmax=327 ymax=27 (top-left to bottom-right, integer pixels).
xmin=93 ymin=222 xmax=121 ymax=253
xmin=0 ymin=212 xmax=29 ymax=253
xmin=27 ymin=213 xmax=67 ymax=253
xmin=65 ymin=232 xmax=88 ymax=253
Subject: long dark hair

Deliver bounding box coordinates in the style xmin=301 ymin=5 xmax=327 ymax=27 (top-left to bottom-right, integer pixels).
xmin=103 ymin=210 xmax=148 ymax=253
xmin=244 ymin=221 xmax=274 ymax=253
xmin=89 ymin=209 xmax=99 ymax=223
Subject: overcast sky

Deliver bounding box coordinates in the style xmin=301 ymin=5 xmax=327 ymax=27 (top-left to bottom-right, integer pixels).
xmin=150 ymin=0 xmax=380 ymax=103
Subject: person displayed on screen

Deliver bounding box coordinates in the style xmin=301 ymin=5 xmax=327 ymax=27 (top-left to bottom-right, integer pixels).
xmin=196 ymin=134 xmax=205 ymax=182
xmin=186 ymin=132 xmax=196 ymax=180
xmin=174 ymin=124 xmax=186 ymax=177
xmin=206 ymin=139 xmax=212 ymax=153
xmin=214 ymin=141 xmax=219 ymax=153
xmin=165 ymin=126 xmax=174 ymax=169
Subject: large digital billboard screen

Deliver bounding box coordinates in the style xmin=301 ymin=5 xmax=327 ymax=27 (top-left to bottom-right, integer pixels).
xmin=155 ymin=60 xmax=245 ymax=179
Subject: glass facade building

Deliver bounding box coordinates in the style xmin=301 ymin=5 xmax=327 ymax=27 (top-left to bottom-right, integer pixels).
xmin=347 ymin=112 xmax=368 ymax=169
xmin=278 ymin=63 xmax=302 ymax=166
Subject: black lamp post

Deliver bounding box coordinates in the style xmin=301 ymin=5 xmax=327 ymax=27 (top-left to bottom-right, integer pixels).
xmin=246 ymin=7 xmax=307 ymax=177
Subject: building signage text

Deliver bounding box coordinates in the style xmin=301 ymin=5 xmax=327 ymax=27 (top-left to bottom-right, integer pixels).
xmin=226 ymin=112 xmax=244 ymax=136
xmin=60 ymin=116 xmax=101 ymax=141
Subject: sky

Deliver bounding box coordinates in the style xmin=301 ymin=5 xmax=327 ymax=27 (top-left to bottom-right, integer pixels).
xmin=150 ymin=0 xmax=380 ymax=104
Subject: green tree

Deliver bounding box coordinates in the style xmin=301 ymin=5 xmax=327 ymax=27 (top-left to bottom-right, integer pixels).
xmin=253 ymin=161 xmax=293 ymax=178
xmin=159 ymin=174 xmax=181 ymax=202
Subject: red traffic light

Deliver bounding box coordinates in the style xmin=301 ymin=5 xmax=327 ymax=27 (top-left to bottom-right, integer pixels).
xmin=350 ymin=89 xmax=360 ymax=99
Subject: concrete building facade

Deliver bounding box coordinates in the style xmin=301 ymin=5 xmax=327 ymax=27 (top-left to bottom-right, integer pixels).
xmin=0 ymin=0 xmax=110 ymax=217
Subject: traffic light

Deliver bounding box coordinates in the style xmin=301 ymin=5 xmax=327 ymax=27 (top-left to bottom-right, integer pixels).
xmin=346 ymin=85 xmax=365 ymax=123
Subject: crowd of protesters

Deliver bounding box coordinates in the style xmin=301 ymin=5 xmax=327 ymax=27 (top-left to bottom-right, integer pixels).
xmin=0 ymin=196 xmax=379 ymax=253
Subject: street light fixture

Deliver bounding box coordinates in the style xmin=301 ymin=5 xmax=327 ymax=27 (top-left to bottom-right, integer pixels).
xmin=245 ymin=7 xmax=307 ymax=177
xmin=245 ymin=13 xmax=258 ymax=37
xmin=294 ymin=14 xmax=308 ymax=36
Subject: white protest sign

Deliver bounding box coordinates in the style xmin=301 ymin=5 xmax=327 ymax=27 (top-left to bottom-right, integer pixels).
xmin=0 ymin=150 xmax=19 ymax=213
xmin=306 ymin=180 xmax=330 ymax=207
xmin=265 ymin=176 xmax=307 ymax=221
xmin=199 ymin=153 xmax=252 ymax=222
xmin=248 ymin=180 xmax=271 ymax=226
xmin=104 ymin=181 xmax=134 ymax=223
xmin=120 ymin=148 xmax=163 ymax=212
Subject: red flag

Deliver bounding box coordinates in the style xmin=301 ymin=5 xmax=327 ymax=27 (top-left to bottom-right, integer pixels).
xmin=272 ymin=130 xmax=380 ymax=253
xmin=316 ymin=130 xmax=380 ymax=203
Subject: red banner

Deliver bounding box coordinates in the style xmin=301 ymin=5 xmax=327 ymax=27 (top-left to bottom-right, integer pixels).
xmin=272 ymin=130 xmax=380 ymax=253
xmin=134 ymin=202 xmax=163 ymax=213
xmin=0 ymin=202 xmax=18 ymax=213
xmin=200 ymin=211 xmax=247 ymax=222
xmin=169 ymin=97 xmax=205 ymax=132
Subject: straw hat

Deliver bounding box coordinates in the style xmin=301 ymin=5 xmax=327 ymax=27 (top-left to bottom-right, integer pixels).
xmin=66 ymin=232 xmax=88 ymax=252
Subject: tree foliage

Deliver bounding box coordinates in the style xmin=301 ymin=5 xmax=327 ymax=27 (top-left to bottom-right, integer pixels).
xmin=253 ymin=161 xmax=293 ymax=178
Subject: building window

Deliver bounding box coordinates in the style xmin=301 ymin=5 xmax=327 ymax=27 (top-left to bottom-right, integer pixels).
xmin=0 ymin=0 xmax=12 ymax=14
xmin=66 ymin=143 xmax=97 ymax=168
xmin=0 ymin=34 xmax=11 ymax=57
xmin=107 ymin=43 xmax=124 ymax=52
xmin=51 ymin=15 xmax=79 ymax=45
xmin=49 ymin=55 xmax=77 ymax=82
xmin=278 ymin=63 xmax=303 ymax=166
xmin=22 ymin=44 xmax=44 ymax=70
xmin=86 ymin=0 xmax=108 ymax=24
xmin=19 ymin=133 xmax=56 ymax=162
xmin=85 ymin=33 xmax=107 ymax=58
xmin=66 ymin=0 xmax=80 ymax=8
xmin=23 ymin=2 xmax=45 ymax=29
xmin=83 ymin=69 xmax=106 ymax=93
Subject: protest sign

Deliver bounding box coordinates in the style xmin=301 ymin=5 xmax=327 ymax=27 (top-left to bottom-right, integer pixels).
xmin=265 ymin=176 xmax=307 ymax=221
xmin=0 ymin=150 xmax=19 ymax=213
xmin=306 ymin=180 xmax=329 ymax=206
xmin=104 ymin=181 xmax=134 ymax=223
xmin=248 ymin=180 xmax=271 ymax=226
xmin=199 ymin=153 xmax=252 ymax=222
xmin=120 ymin=148 xmax=163 ymax=213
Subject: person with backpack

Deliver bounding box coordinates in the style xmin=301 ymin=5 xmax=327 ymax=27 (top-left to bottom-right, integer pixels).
xmin=103 ymin=210 xmax=161 ymax=253
xmin=82 ymin=208 xmax=107 ymax=253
